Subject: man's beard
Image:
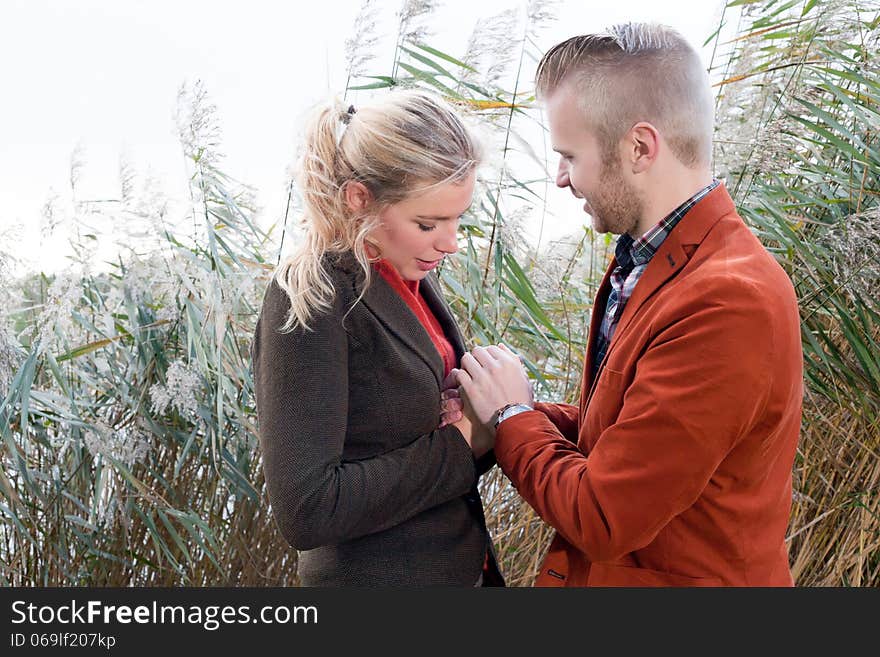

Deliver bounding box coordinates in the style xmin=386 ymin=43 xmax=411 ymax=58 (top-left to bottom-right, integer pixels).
xmin=587 ymin=159 xmax=643 ymax=236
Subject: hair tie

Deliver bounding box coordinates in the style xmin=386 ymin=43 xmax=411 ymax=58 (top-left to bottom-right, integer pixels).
xmin=342 ymin=104 xmax=357 ymax=124
xmin=335 ymin=104 xmax=357 ymax=147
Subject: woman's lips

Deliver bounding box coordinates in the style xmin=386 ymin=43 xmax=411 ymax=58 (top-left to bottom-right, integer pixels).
xmin=416 ymin=258 xmax=442 ymax=271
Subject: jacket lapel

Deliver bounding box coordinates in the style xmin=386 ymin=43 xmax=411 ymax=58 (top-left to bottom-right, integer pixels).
xmin=582 ymin=184 xmax=736 ymax=411
xmin=612 ymin=185 xmax=734 ymax=342
xmin=579 ymin=263 xmax=615 ymax=415
xmin=610 ymin=237 xmax=689 ymax=342
xmin=359 ymin=268 xmax=447 ymax=386
xmin=422 ymin=271 xmax=466 ymax=361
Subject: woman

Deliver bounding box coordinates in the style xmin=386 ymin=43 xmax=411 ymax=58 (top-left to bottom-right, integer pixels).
xmin=252 ymin=90 xmax=504 ymax=586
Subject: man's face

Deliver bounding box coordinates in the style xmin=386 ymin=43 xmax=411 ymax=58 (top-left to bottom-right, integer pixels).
xmin=546 ymin=84 xmax=643 ymax=236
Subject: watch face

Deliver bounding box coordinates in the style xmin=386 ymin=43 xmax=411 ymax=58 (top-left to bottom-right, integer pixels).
xmin=496 ymin=404 xmax=531 ymax=427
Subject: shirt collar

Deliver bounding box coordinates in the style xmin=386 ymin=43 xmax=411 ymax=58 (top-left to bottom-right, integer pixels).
xmin=616 ymin=179 xmax=720 ymax=269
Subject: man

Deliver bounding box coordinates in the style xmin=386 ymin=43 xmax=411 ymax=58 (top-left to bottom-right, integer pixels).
xmin=445 ymin=23 xmax=803 ymax=586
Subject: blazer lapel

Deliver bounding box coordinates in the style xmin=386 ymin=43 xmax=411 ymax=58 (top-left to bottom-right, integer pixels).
xmin=611 ymin=238 xmax=689 ymax=342
xmin=422 ymin=271 xmax=466 ymax=361
xmin=611 ymin=185 xmax=734 ymax=343
xmin=579 ymin=263 xmax=615 ymax=415
xmin=582 ymin=184 xmax=736 ymax=412
xmin=360 ymin=269 xmax=447 ymax=386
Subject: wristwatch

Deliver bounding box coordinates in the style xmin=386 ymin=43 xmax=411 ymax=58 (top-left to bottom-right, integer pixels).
xmin=493 ymin=403 xmax=534 ymax=429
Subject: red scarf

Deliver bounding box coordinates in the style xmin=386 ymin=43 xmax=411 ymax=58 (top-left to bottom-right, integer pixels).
xmin=373 ymin=260 xmax=456 ymax=377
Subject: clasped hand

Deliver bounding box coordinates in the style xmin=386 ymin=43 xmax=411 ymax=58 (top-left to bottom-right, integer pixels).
xmin=438 ymin=344 xmax=533 ymax=457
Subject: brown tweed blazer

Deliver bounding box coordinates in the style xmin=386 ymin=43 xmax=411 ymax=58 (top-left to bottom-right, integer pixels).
xmin=252 ymin=251 xmax=500 ymax=586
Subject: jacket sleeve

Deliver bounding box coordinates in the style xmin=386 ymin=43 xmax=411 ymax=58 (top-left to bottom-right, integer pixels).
xmin=252 ymin=281 xmax=477 ymax=551
xmin=494 ymin=280 xmax=776 ymax=562
xmin=474 ymin=451 xmax=496 ymax=477
xmin=533 ymin=402 xmax=579 ymax=442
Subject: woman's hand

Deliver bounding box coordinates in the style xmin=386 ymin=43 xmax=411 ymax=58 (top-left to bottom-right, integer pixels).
xmin=439 ymin=387 xmax=464 ymax=428
xmin=440 ymin=375 xmax=494 ymax=458
xmin=451 ymin=392 xmax=494 ymax=458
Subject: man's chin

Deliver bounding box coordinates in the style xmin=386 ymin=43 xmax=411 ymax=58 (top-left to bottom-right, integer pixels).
xmin=588 ymin=214 xmax=608 ymax=233
xmin=588 ymin=212 xmax=631 ymax=236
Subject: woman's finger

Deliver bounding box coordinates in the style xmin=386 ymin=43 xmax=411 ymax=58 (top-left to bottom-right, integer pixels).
xmin=485 ymin=345 xmax=503 ymax=356
xmin=438 ymin=408 xmax=462 ymax=428
xmin=441 ymin=387 xmax=461 ymax=401
xmin=441 ymin=369 xmax=461 ymax=391
xmin=447 ymin=398 xmax=463 ymax=412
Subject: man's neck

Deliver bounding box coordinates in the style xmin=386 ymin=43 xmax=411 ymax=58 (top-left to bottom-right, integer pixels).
xmin=630 ymin=170 xmax=714 ymax=238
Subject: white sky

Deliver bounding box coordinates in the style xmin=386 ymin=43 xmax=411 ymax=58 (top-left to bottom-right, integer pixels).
xmin=0 ymin=0 xmax=733 ymax=276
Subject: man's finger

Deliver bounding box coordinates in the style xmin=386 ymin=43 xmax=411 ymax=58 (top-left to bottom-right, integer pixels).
xmin=470 ymin=345 xmax=497 ymax=368
xmin=459 ymin=352 xmax=484 ymax=377
xmin=455 ymin=363 xmax=475 ymax=388
xmin=497 ymin=342 xmax=526 ymax=365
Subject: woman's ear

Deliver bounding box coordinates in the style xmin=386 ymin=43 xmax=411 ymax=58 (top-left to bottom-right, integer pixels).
xmin=344 ymin=181 xmax=372 ymax=213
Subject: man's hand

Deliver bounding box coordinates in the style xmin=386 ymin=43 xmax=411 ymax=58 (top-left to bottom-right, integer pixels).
xmin=451 ymin=344 xmax=533 ymax=426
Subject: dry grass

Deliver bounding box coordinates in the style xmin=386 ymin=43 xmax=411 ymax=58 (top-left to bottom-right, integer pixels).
xmin=789 ymin=391 xmax=880 ymax=586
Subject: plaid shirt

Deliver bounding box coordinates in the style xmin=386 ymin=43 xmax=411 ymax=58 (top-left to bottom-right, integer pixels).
xmin=592 ymin=180 xmax=719 ymax=381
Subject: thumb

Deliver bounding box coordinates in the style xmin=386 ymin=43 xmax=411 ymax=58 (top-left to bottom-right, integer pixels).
xmin=442 ymin=369 xmax=461 ymax=390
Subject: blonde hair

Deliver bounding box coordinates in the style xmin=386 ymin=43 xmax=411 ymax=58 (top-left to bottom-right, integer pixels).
xmin=274 ymin=90 xmax=482 ymax=331
xmin=536 ymin=22 xmax=714 ymax=167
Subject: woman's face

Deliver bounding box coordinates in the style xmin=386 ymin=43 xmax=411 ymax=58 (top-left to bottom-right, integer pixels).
xmin=367 ymin=170 xmax=475 ymax=281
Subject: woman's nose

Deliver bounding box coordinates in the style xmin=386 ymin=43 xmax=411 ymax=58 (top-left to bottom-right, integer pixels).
xmin=436 ymin=222 xmax=459 ymax=254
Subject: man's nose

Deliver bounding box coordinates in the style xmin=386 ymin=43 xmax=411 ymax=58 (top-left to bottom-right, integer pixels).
xmin=555 ymin=159 xmax=570 ymax=188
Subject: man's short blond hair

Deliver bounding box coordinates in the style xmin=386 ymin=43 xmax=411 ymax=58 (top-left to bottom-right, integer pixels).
xmin=536 ymin=23 xmax=714 ymax=167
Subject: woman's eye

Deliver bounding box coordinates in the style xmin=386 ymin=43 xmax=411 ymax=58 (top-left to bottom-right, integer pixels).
xmin=417 ymin=223 xmax=436 ymax=232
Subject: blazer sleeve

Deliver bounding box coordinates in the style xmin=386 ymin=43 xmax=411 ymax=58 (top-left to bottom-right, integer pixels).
xmin=252 ymin=282 xmax=477 ymax=551
xmin=533 ymin=402 xmax=579 ymax=442
xmin=474 ymin=450 xmax=496 ymax=477
xmin=494 ymin=279 xmax=777 ymax=562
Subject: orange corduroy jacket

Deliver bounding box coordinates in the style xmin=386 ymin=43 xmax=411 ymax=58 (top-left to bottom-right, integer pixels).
xmin=495 ymin=184 xmax=803 ymax=587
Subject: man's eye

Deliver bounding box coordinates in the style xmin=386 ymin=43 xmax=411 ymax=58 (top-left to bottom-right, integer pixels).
xmin=417 ymin=223 xmax=436 ymax=232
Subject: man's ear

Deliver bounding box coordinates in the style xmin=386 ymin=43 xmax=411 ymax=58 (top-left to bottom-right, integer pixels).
xmin=344 ymin=181 xmax=372 ymax=213
xmin=628 ymin=122 xmax=660 ymax=173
